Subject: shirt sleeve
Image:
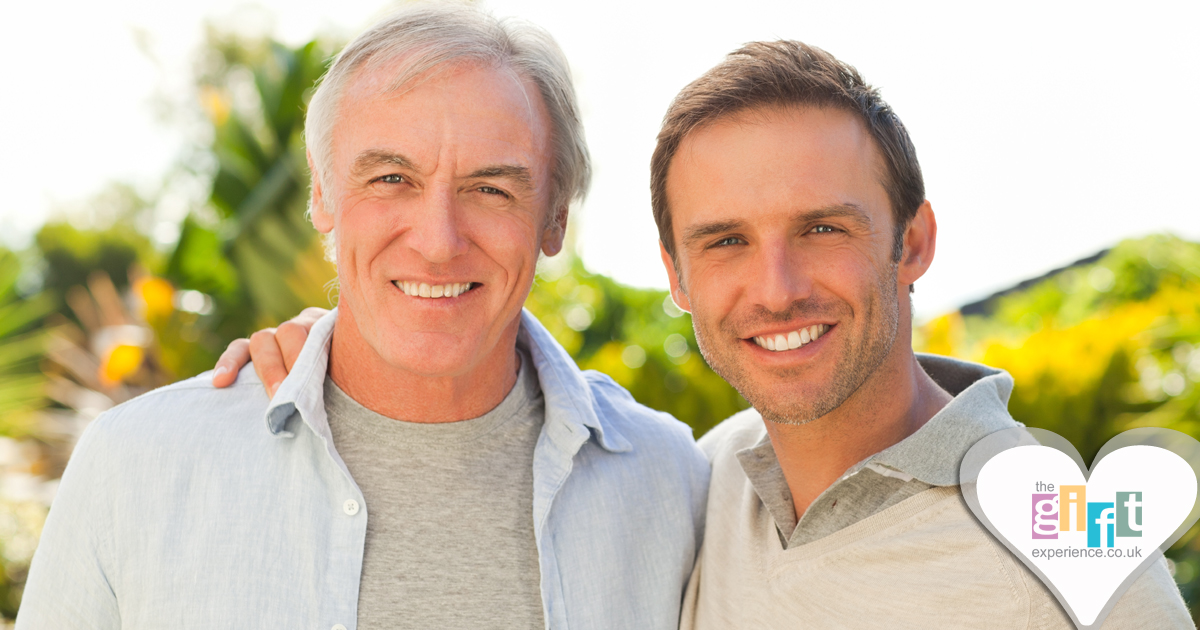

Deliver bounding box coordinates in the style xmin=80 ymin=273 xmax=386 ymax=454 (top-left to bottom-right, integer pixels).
xmin=1027 ymin=554 xmax=1194 ymax=629
xmin=16 ymin=419 xmax=121 ymax=629
xmin=1101 ymin=556 xmax=1194 ymax=629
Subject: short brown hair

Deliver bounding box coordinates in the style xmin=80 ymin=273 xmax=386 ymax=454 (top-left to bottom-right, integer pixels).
xmin=650 ymin=40 xmax=924 ymax=265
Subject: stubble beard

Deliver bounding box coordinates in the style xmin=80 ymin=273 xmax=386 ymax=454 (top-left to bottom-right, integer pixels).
xmin=691 ymin=265 xmax=901 ymax=426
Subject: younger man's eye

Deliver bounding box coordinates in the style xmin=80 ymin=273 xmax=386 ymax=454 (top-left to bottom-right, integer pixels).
xmin=714 ymin=236 xmax=744 ymax=247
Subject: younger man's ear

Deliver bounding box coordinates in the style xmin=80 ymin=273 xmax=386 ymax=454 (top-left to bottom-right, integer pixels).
xmin=897 ymin=200 xmax=937 ymax=288
xmin=307 ymin=151 xmax=333 ymax=234
xmin=659 ymin=240 xmax=692 ymax=313
xmin=541 ymin=205 xmax=569 ymax=256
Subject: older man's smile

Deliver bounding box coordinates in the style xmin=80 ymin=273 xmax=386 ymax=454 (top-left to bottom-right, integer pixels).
xmin=392 ymin=280 xmax=480 ymax=299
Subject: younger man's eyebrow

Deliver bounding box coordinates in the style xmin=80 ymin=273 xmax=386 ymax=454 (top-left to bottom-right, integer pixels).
xmin=681 ymin=204 xmax=874 ymax=249
xmin=795 ymin=204 xmax=874 ymax=230
xmin=682 ymin=220 xmax=746 ymax=249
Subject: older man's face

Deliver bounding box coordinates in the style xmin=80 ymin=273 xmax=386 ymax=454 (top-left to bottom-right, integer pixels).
xmin=662 ymin=106 xmax=907 ymax=425
xmin=312 ymin=60 xmax=559 ymax=378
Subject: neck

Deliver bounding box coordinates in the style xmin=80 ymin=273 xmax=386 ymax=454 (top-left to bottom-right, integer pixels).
xmin=327 ymin=307 xmax=521 ymax=423
xmin=765 ymin=340 xmax=952 ymax=520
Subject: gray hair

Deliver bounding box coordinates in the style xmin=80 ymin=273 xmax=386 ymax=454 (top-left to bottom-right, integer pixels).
xmin=305 ymin=2 xmax=590 ymax=233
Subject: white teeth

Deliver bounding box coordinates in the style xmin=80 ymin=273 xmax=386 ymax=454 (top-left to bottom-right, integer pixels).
xmin=752 ymin=324 xmax=830 ymax=353
xmin=395 ymin=281 xmax=473 ymax=299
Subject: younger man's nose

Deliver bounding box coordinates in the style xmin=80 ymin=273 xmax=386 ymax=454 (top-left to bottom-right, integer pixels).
xmin=747 ymin=243 xmax=812 ymax=313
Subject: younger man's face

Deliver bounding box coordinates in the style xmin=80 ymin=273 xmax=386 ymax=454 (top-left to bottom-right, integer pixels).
xmin=661 ymin=106 xmax=906 ymax=424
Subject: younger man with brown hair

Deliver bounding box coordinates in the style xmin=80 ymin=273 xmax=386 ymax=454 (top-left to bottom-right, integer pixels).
xmin=652 ymin=40 xmax=1189 ymax=629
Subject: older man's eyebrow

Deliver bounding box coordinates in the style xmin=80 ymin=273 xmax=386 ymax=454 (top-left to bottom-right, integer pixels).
xmin=682 ymin=220 xmax=746 ymax=249
xmin=467 ymin=165 xmax=534 ymax=192
xmin=795 ymin=204 xmax=874 ymax=230
xmin=350 ymin=150 xmax=418 ymax=179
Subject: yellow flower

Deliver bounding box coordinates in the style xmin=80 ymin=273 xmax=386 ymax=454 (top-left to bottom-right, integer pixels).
xmin=100 ymin=344 xmax=144 ymax=385
xmin=137 ymin=277 xmax=175 ymax=321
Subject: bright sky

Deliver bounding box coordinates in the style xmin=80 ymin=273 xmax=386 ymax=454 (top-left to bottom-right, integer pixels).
xmin=3 ymin=0 xmax=1197 ymax=318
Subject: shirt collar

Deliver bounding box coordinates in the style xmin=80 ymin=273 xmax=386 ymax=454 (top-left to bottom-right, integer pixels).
xmin=737 ymin=353 xmax=1020 ymax=493
xmin=264 ymin=309 xmax=338 ymax=438
xmin=518 ymin=309 xmax=630 ymax=453
xmin=861 ymin=353 xmax=1020 ymax=486
xmin=263 ymin=307 xmax=631 ymax=454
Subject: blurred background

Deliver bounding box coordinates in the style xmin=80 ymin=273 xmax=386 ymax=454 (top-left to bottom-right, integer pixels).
xmin=0 ymin=0 xmax=1197 ymax=623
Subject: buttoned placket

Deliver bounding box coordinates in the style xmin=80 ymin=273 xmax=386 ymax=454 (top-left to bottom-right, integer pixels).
xmin=266 ymin=320 xmax=370 ymax=630
xmin=321 ymin=421 xmax=368 ymax=630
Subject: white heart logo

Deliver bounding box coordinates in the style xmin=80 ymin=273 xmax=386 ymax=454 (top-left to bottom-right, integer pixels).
xmin=961 ymin=428 xmax=1200 ymax=629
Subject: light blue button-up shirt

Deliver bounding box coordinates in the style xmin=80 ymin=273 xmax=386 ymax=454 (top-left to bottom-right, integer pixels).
xmin=19 ymin=309 xmax=709 ymax=629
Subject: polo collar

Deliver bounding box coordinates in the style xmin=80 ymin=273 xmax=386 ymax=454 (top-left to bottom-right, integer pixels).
xmin=863 ymin=354 xmax=1020 ymax=486
xmin=737 ymin=353 xmax=1021 ymax=491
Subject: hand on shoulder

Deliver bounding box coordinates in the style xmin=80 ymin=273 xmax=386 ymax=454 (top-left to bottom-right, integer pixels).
xmin=210 ymin=307 xmax=329 ymax=396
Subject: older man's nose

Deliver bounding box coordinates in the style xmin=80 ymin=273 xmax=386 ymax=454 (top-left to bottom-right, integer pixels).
xmin=407 ymin=190 xmax=469 ymax=263
xmin=749 ymin=241 xmax=812 ymax=313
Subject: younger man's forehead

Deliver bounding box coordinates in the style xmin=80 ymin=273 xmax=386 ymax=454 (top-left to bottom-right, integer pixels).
xmin=666 ymin=105 xmax=891 ymax=223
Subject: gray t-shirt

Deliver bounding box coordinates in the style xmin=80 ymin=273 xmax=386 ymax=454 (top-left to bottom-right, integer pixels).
xmin=324 ymin=351 xmax=545 ymax=629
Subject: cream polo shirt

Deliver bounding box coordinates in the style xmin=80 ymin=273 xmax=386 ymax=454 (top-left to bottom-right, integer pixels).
xmin=682 ymin=354 xmax=1192 ymax=629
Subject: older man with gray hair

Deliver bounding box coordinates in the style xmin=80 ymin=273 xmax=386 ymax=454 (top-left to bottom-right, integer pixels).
xmin=17 ymin=5 xmax=707 ymax=629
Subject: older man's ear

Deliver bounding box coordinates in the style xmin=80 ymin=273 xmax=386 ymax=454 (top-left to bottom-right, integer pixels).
xmin=307 ymin=151 xmax=334 ymax=234
xmin=540 ymin=205 xmax=569 ymax=256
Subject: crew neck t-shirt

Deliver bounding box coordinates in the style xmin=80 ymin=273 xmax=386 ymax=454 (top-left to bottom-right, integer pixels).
xmin=323 ymin=351 xmax=545 ymax=629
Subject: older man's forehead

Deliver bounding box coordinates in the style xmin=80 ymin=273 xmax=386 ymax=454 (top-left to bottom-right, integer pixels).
xmin=331 ymin=60 xmax=554 ymax=181
xmin=344 ymin=55 xmax=542 ymax=118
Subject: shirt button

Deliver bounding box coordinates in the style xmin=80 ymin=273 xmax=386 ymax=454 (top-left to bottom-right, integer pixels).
xmin=332 ymin=625 xmax=347 ymax=630
xmin=343 ymin=499 xmax=360 ymax=516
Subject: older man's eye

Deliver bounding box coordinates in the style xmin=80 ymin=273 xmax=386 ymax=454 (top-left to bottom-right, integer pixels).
xmin=478 ymin=186 xmax=508 ymax=197
xmin=811 ymin=225 xmax=838 ymax=234
xmin=377 ymin=174 xmax=404 ymax=184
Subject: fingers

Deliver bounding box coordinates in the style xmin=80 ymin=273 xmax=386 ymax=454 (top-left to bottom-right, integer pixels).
xmin=212 ymin=307 xmax=329 ymax=396
xmin=276 ymin=307 xmax=326 ymax=374
xmin=249 ymin=328 xmax=288 ymax=398
xmin=275 ymin=321 xmax=309 ymax=373
xmin=296 ymin=307 xmax=329 ymax=330
xmin=212 ymin=338 xmax=251 ymax=388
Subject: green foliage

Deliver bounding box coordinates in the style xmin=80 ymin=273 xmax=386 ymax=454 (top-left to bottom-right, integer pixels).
xmin=167 ymin=34 xmax=337 ymax=344
xmin=0 ymin=249 xmax=54 ymax=438
xmin=917 ymin=234 xmax=1200 ymax=617
xmin=526 ymin=258 xmax=748 ymax=437
xmin=35 ymin=221 xmax=157 ymax=297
